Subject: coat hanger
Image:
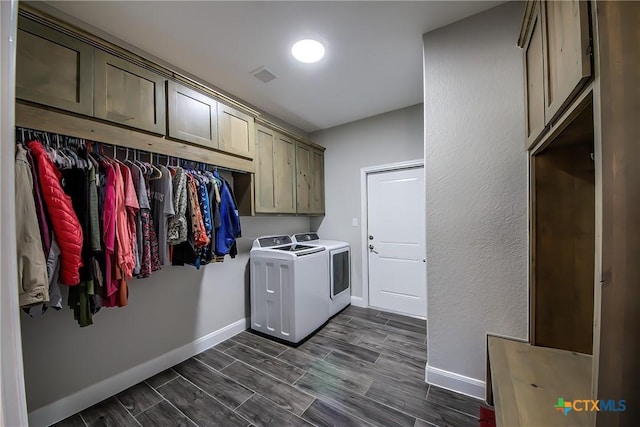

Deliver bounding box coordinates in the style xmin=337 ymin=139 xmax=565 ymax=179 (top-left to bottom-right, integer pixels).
xmin=133 ymin=149 xmax=147 ymax=174
xmin=149 ymin=152 xmax=163 ymax=180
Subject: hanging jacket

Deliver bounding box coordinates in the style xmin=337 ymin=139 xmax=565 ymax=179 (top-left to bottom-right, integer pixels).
xmin=16 ymin=145 xmax=49 ymax=306
xmin=27 ymin=140 xmax=83 ymax=285
xmin=215 ymin=173 xmax=241 ymax=256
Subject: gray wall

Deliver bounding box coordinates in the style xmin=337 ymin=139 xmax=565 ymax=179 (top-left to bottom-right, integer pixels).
xmin=20 ymin=216 xmax=310 ymax=412
xmin=423 ymin=1 xmax=528 ymax=396
xmin=310 ymin=104 xmax=424 ymax=299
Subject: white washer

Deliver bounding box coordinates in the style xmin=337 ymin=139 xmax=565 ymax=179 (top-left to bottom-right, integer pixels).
xmin=292 ymin=233 xmax=351 ymax=317
xmin=250 ymin=235 xmax=329 ymax=344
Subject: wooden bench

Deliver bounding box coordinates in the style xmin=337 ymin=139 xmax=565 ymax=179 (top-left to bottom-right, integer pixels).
xmin=487 ymin=336 xmax=593 ymax=426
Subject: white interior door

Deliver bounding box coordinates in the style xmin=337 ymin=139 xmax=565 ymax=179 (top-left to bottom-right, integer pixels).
xmin=367 ymin=166 xmax=426 ymax=317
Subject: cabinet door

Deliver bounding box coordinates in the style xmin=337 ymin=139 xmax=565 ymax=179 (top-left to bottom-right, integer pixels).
xmin=16 ymin=16 xmax=94 ymax=116
xmin=167 ymin=81 xmax=218 ymax=149
xmin=254 ymin=125 xmax=296 ymax=213
xmin=218 ymin=104 xmax=255 ymax=159
xmin=94 ymin=50 xmax=166 ymax=134
xmin=296 ymin=142 xmax=325 ymax=215
xmin=255 ymin=125 xmax=277 ymax=212
xmin=543 ymin=0 xmax=591 ymax=124
xmin=273 ymin=134 xmax=297 ymax=213
xmin=309 ymin=148 xmax=325 ymax=215
xmin=523 ymin=3 xmax=546 ymax=148
xmin=296 ymin=143 xmax=312 ymax=214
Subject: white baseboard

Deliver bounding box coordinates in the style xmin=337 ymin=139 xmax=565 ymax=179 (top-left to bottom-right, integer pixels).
xmin=350 ymin=296 xmax=366 ymax=307
xmin=28 ymin=318 xmax=249 ymax=427
xmin=425 ymin=365 xmax=486 ymax=400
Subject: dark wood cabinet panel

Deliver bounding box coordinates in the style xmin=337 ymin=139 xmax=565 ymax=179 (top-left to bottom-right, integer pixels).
xmin=523 ymin=3 xmax=546 ymax=148
xmin=16 ymin=16 xmax=94 ymax=116
xmin=94 ymin=50 xmax=166 ymax=134
xmin=167 ymin=81 xmax=218 ymax=149
xmin=543 ymin=0 xmax=591 ymax=124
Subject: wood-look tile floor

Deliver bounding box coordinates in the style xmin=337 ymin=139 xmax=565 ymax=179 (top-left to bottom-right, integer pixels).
xmin=53 ymin=307 xmax=487 ymax=427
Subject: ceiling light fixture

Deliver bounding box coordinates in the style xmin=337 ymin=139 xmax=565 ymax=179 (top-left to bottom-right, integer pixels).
xmin=291 ymin=39 xmax=325 ymax=64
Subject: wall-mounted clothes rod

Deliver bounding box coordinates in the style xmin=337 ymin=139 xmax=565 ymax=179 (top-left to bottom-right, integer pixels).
xmin=15 ymin=126 xmax=247 ymax=175
xmin=15 ymin=103 xmax=254 ymax=174
xmin=15 ymin=125 xmax=243 ymax=327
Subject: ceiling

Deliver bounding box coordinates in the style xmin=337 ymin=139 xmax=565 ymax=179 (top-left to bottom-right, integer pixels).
xmin=46 ymin=1 xmax=503 ymax=133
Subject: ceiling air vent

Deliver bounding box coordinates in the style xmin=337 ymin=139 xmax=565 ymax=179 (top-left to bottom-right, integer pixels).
xmin=251 ymin=66 xmax=277 ymax=83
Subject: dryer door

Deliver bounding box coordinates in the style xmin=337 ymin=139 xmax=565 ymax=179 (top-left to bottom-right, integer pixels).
xmin=330 ymin=247 xmax=350 ymax=299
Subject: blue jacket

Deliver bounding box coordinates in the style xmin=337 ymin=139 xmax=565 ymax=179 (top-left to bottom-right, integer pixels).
xmin=215 ymin=172 xmax=241 ymax=256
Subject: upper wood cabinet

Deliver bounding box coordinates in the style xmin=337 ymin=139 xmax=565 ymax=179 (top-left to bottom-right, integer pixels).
xmin=519 ymin=0 xmax=592 ymax=149
xmin=94 ymin=50 xmax=166 ymax=134
xmin=167 ymin=81 xmax=218 ymax=149
xmin=254 ymin=124 xmax=296 ymax=213
xmin=542 ymin=0 xmax=591 ymax=124
xmin=16 ymin=16 xmax=94 ymax=116
xmin=218 ymin=104 xmax=255 ymax=159
xmin=523 ymin=3 xmax=546 ymax=148
xmin=296 ymin=142 xmax=325 ymax=215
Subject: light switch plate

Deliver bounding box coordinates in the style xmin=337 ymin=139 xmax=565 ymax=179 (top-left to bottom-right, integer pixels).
xmin=352 ymin=218 xmax=359 ymax=227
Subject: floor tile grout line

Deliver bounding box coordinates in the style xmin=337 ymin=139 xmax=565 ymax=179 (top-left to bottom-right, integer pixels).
xmin=170 ymin=371 xmax=252 ymax=424
xmin=312 ymin=394 xmax=378 ymax=427
xmin=193 ymin=352 xmax=237 ymax=371
xmin=222 ymin=359 xmax=315 ymax=403
xmin=309 ymin=389 xmax=396 ymax=427
xmin=368 ymin=382 xmax=479 ymax=425
xmin=113 ymin=394 xmax=143 ymax=426
xmin=223 ymin=344 xmax=308 ymax=384
xmin=134 ymin=398 xmax=164 ymax=417
xmin=233 ymin=391 xmax=256 ymax=410
xmin=221 ymin=363 xmax=313 ymax=420
xmin=158 ymin=396 xmax=204 ymax=427
xmin=298 ymin=397 xmax=317 ymax=417
xmin=228 ymin=337 xmax=290 ymax=361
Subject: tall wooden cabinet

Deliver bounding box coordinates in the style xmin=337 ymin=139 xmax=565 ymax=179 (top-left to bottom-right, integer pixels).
xmin=488 ymin=2 xmax=640 ymax=426
xmin=520 ymin=0 xmax=596 ymax=358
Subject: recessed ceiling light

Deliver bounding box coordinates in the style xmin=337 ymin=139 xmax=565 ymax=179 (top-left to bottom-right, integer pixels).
xmin=291 ymin=39 xmax=325 ymax=64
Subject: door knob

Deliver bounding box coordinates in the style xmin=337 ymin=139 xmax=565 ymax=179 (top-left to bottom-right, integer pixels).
xmin=368 ymin=244 xmax=378 ymax=254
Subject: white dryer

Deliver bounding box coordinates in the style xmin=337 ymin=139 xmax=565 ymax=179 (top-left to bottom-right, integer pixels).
xmin=250 ymin=235 xmax=329 ymax=344
xmin=292 ymin=233 xmax=351 ymax=317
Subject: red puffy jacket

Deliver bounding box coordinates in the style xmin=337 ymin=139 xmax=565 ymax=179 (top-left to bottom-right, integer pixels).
xmin=27 ymin=141 xmax=83 ymax=285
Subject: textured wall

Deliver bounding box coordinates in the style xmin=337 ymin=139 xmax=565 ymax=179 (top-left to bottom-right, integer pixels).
xmin=423 ymin=1 xmax=527 ymax=392
xmin=310 ymin=104 xmax=424 ymax=298
xmin=20 ymin=216 xmax=310 ymax=411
